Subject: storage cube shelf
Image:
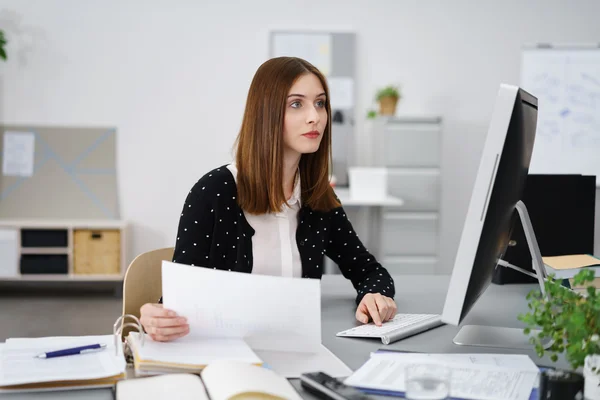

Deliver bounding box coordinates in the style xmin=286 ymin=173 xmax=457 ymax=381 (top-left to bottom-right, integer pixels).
xmin=0 ymin=220 xmax=126 ymax=281
xmin=370 ymin=116 xmax=442 ymax=274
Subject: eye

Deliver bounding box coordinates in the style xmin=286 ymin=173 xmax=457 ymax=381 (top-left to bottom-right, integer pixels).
xmin=290 ymin=100 xmax=302 ymax=109
xmin=316 ymin=99 xmax=326 ymax=108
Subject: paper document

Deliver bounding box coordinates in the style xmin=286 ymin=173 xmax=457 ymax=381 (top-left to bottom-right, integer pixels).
xmin=373 ymin=352 xmax=539 ymax=372
xmin=161 ymin=261 xmax=351 ymax=378
xmin=128 ymin=332 xmax=262 ymax=367
xmin=0 ymin=334 xmax=125 ymax=387
xmin=256 ymin=345 xmax=351 ymax=378
xmin=162 ymin=261 xmax=321 ymax=352
xmin=2 ymin=131 xmax=35 ymax=177
xmin=116 ymin=374 xmax=208 ymax=400
xmin=345 ymin=352 xmax=538 ymax=400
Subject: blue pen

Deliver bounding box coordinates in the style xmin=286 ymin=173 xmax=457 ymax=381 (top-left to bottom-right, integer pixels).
xmin=35 ymin=343 xmax=107 ymax=359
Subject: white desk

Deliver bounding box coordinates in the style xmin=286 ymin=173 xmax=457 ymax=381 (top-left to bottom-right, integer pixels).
xmin=0 ymin=275 xmax=568 ymax=399
xmin=333 ymin=188 xmax=403 ymax=270
xmin=333 ymin=188 xmax=404 ymax=207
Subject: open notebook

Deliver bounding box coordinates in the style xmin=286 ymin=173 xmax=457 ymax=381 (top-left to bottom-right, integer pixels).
xmin=116 ymin=361 xmax=303 ymax=400
xmin=127 ymin=332 xmax=263 ymax=375
xmin=0 ymin=334 xmax=126 ymax=393
xmin=126 ymin=331 xmax=351 ymax=379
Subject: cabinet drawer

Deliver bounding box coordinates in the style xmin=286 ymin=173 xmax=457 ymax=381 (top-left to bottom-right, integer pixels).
xmin=21 ymin=254 xmax=68 ymax=274
xmin=21 ymin=229 xmax=68 ymax=247
xmin=381 ymin=213 xmax=438 ymax=256
xmin=385 ymin=169 xmax=440 ymax=211
xmin=383 ymin=123 xmax=440 ymax=167
xmin=381 ymin=256 xmax=437 ymax=275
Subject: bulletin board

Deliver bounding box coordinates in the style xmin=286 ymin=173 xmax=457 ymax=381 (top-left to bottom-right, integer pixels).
xmin=0 ymin=125 xmax=120 ymax=219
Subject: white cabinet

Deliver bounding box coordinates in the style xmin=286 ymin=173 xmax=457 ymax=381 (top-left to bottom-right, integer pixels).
xmin=371 ymin=117 xmax=442 ymax=274
xmin=0 ymin=220 xmax=127 ymax=282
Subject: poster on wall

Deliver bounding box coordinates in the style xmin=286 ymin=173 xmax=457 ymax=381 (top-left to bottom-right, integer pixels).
xmin=271 ymin=33 xmax=332 ymax=76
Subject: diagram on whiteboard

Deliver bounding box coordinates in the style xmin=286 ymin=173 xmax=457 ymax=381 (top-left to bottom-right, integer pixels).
xmin=521 ymin=49 xmax=600 ymax=176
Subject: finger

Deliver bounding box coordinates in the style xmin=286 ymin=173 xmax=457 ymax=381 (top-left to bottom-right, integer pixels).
xmin=140 ymin=315 xmax=182 ymax=329
xmin=374 ymin=295 xmax=389 ymax=324
xmin=150 ymin=324 xmax=190 ymax=337
xmin=383 ymin=297 xmax=395 ymax=321
xmin=365 ymin=297 xmax=382 ymax=326
xmin=391 ymin=298 xmax=398 ymax=317
xmin=150 ymin=326 xmax=190 ymax=342
xmin=386 ymin=298 xmax=397 ymax=321
xmin=355 ymin=305 xmax=369 ymax=324
xmin=147 ymin=304 xmax=178 ymax=318
xmin=150 ymin=316 xmax=188 ymax=329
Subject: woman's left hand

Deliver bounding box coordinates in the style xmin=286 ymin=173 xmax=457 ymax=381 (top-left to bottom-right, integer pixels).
xmin=355 ymin=293 xmax=397 ymax=326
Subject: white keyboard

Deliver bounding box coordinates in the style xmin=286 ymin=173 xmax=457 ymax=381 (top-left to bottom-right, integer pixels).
xmin=336 ymin=313 xmax=444 ymax=345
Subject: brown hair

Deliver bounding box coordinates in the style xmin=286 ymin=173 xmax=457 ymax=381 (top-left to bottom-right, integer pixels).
xmin=234 ymin=57 xmax=340 ymax=214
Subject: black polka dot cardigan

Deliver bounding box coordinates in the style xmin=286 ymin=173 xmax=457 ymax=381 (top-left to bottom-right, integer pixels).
xmin=172 ymin=165 xmax=396 ymax=305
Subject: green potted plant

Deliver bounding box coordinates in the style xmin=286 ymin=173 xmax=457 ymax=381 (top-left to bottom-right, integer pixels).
xmin=375 ymin=85 xmax=400 ymax=116
xmin=519 ymin=269 xmax=600 ymax=398
xmin=0 ymin=30 xmax=7 ymax=61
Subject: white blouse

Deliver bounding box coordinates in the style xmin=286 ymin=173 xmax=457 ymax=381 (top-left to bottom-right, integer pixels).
xmin=226 ymin=163 xmax=302 ymax=278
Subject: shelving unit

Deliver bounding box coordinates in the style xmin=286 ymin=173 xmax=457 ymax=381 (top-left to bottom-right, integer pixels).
xmin=0 ymin=220 xmax=127 ymax=282
xmin=370 ymin=116 xmax=443 ymax=274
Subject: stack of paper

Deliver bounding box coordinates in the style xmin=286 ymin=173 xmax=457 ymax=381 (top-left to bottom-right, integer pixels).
xmin=127 ymin=333 xmax=262 ymax=375
xmin=344 ymin=352 xmax=539 ymax=400
xmin=159 ymin=261 xmax=352 ymax=378
xmin=0 ymin=334 xmax=126 ymax=393
xmin=543 ymin=254 xmax=600 ymax=279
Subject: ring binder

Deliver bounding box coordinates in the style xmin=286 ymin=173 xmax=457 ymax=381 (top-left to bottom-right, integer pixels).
xmin=113 ymin=314 xmax=145 ymax=357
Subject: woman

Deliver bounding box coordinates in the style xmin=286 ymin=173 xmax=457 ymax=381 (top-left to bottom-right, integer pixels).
xmin=140 ymin=57 xmax=397 ymax=342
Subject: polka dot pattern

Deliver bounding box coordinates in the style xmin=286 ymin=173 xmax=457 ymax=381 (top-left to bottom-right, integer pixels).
xmin=169 ymin=165 xmax=396 ymax=306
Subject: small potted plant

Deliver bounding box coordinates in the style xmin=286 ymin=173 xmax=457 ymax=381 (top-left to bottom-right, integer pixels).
xmin=519 ymin=269 xmax=600 ymax=399
xmin=375 ymin=85 xmax=401 ymax=116
xmin=0 ymin=30 xmax=7 ymax=61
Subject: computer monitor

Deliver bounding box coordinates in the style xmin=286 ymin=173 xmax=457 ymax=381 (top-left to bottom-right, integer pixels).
xmin=441 ymin=84 xmax=547 ymax=349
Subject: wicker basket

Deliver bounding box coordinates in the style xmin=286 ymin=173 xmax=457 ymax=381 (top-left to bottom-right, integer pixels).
xmin=73 ymin=229 xmax=121 ymax=275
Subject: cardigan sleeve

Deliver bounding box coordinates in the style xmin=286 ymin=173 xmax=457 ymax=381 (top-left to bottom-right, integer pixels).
xmin=325 ymin=206 xmax=396 ymax=305
xmin=158 ymin=177 xmax=216 ymax=304
xmin=172 ymin=178 xmax=216 ymax=268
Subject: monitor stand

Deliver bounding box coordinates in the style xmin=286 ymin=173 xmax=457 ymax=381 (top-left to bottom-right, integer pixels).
xmin=453 ymin=200 xmax=552 ymax=350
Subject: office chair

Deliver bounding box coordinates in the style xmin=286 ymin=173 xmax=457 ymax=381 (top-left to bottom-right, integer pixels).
xmin=121 ymin=247 xmax=174 ymax=339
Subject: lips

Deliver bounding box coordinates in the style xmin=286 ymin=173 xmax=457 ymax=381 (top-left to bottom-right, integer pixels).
xmin=302 ymin=131 xmax=320 ymax=139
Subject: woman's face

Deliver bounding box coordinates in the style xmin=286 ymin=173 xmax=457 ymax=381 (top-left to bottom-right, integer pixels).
xmin=282 ymin=73 xmax=328 ymax=158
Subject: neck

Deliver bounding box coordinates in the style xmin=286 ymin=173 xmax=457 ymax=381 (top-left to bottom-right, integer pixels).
xmin=283 ymin=151 xmax=301 ymax=200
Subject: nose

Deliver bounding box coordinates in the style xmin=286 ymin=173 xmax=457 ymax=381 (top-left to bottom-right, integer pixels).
xmin=306 ymin=104 xmax=320 ymax=126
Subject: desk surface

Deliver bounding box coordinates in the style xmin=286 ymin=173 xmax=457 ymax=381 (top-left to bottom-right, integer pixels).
xmin=334 ymin=187 xmax=404 ymax=207
xmin=0 ymin=274 xmax=565 ymax=399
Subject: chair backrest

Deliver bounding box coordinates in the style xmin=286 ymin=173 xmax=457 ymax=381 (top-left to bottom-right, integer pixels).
xmin=121 ymin=247 xmax=174 ymax=338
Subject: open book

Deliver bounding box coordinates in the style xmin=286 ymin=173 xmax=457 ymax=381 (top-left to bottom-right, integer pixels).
xmin=116 ymin=360 xmax=303 ymax=400
xmin=0 ymin=334 xmax=126 ymax=393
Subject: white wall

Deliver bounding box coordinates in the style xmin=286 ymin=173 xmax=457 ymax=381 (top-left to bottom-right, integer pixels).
xmin=1 ymin=0 xmax=599 ymax=271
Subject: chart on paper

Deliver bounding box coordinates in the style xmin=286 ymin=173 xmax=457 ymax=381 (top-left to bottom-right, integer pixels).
xmin=521 ymin=47 xmax=600 ymax=178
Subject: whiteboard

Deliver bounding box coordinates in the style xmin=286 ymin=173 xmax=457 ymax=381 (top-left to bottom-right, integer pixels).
xmin=520 ymin=47 xmax=600 ymax=178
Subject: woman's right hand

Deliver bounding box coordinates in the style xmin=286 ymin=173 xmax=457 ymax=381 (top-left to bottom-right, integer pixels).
xmin=139 ymin=303 xmax=190 ymax=342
